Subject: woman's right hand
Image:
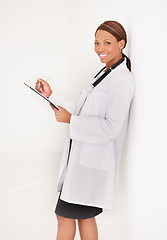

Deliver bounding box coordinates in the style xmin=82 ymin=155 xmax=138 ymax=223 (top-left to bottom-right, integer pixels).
xmin=35 ymin=78 xmax=53 ymax=98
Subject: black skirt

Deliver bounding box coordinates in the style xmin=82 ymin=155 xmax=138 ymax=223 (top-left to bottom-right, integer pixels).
xmin=55 ymin=192 xmax=103 ymax=219
xmin=55 ymin=139 xmax=102 ymax=219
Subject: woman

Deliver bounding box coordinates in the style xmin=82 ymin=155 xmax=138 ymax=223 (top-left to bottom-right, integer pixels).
xmin=35 ymin=21 xmax=134 ymax=240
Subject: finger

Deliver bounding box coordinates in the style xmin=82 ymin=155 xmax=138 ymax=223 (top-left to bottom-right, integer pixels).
xmin=35 ymin=85 xmax=43 ymax=93
xmin=36 ymin=80 xmax=46 ymax=93
xmin=35 ymin=82 xmax=41 ymax=91
xmin=37 ymin=78 xmax=46 ymax=85
xmin=50 ymin=103 xmax=59 ymax=112
xmin=35 ymin=81 xmax=42 ymax=89
xmin=57 ymin=106 xmax=63 ymax=111
xmin=35 ymin=80 xmax=40 ymax=87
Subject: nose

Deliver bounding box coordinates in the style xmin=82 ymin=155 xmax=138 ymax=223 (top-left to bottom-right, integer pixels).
xmin=97 ymin=44 xmax=105 ymax=53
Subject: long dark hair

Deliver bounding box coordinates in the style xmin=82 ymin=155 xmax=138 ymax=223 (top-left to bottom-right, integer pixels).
xmin=95 ymin=21 xmax=131 ymax=71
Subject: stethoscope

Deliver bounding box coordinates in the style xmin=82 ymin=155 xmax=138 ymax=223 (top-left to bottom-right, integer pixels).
xmin=85 ymin=55 xmax=125 ymax=93
xmin=68 ymin=55 xmax=126 ymax=160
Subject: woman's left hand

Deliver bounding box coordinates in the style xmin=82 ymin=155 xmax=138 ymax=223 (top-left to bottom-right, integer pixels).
xmin=50 ymin=104 xmax=72 ymax=123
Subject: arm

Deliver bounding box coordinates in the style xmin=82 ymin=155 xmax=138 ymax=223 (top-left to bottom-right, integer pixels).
xmin=70 ymin=78 xmax=134 ymax=144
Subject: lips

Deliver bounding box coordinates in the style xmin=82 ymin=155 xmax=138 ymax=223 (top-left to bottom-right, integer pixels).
xmin=98 ymin=53 xmax=108 ymax=59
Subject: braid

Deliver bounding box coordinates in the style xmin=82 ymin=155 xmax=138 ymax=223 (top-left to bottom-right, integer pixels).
xmin=122 ymin=53 xmax=131 ymax=72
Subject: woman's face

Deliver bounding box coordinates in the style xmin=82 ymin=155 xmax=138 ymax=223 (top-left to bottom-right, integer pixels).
xmin=95 ymin=30 xmax=124 ymax=68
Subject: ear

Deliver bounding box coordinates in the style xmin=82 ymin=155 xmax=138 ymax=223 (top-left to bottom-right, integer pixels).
xmin=119 ymin=39 xmax=125 ymax=50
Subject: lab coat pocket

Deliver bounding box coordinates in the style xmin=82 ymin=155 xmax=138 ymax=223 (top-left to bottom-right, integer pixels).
xmin=79 ymin=142 xmax=114 ymax=171
xmin=84 ymin=90 xmax=107 ymax=117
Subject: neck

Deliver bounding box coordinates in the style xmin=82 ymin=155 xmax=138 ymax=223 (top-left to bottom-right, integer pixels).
xmin=105 ymin=53 xmax=123 ymax=71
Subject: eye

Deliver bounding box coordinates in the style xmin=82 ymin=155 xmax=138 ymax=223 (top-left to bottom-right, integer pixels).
xmin=94 ymin=42 xmax=99 ymax=46
xmin=104 ymin=42 xmax=111 ymax=45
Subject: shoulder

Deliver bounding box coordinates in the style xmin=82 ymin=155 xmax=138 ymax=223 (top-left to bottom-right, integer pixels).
xmin=93 ymin=61 xmax=135 ymax=96
xmin=105 ymin=63 xmax=135 ymax=99
xmin=107 ymin=62 xmax=134 ymax=86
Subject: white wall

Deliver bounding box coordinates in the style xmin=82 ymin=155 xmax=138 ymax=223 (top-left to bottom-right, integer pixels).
xmin=0 ymin=1 xmax=68 ymax=239
xmin=1 ymin=0 xmax=167 ymax=240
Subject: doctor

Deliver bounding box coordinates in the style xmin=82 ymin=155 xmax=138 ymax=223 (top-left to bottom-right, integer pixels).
xmin=35 ymin=20 xmax=134 ymax=240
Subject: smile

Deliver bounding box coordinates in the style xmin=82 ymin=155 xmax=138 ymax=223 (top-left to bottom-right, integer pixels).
xmin=98 ymin=53 xmax=108 ymax=59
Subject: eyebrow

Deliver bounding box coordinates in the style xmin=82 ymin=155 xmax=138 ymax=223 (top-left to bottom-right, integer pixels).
xmin=95 ymin=39 xmax=111 ymax=42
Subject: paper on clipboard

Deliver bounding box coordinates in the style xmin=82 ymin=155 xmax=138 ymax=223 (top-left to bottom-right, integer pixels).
xmin=24 ymin=82 xmax=59 ymax=111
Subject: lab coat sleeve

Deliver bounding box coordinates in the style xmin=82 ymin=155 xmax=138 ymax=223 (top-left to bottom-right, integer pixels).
xmin=49 ymin=92 xmax=76 ymax=114
xmin=70 ymin=79 xmax=134 ymax=144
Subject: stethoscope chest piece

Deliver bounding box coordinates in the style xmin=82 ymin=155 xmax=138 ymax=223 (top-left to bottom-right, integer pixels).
xmin=85 ymin=84 xmax=94 ymax=93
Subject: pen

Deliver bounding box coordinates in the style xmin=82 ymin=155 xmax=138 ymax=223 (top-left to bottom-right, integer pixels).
xmin=38 ymin=83 xmax=43 ymax=89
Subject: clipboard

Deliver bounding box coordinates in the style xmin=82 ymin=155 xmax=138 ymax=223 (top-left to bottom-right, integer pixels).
xmin=24 ymin=82 xmax=60 ymax=111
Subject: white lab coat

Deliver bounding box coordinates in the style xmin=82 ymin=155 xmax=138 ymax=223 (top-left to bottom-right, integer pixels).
xmin=49 ymin=60 xmax=135 ymax=209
